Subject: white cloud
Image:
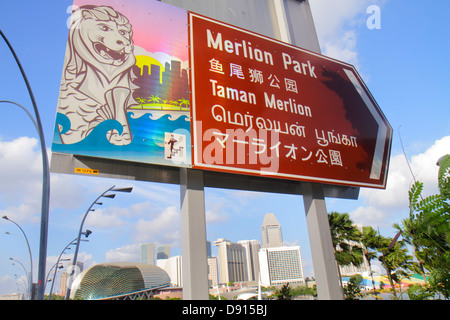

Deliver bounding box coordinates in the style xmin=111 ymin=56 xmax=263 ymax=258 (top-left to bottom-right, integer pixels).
xmin=0 ymin=137 xmax=93 ymax=224
xmin=206 ymin=208 xmax=228 ymax=224
xmin=0 ymin=137 xmax=43 ymax=223
xmin=350 ymin=135 xmax=450 ymax=228
xmin=77 ymin=251 xmax=94 ymax=269
xmin=133 ymin=206 xmax=180 ymax=244
xmin=85 ymin=208 xmax=127 ymax=229
xmin=350 ymin=206 xmax=390 ymax=228
xmin=0 ymin=274 xmax=21 ymax=296
xmin=309 ymin=0 xmax=381 ymax=68
xmin=105 ymin=243 xmax=140 ymax=263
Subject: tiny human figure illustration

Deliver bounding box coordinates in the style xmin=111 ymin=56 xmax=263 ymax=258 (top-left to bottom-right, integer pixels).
xmin=165 ymin=133 xmax=185 ymax=162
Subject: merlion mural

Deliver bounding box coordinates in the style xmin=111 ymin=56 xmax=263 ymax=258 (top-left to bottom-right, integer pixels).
xmin=52 ymin=1 xmax=191 ymax=167
xmin=57 ymin=5 xmax=136 ymax=145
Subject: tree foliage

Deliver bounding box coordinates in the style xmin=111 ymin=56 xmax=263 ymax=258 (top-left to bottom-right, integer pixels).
xmin=397 ymin=177 xmax=450 ymax=298
xmin=273 ymin=283 xmax=293 ymax=300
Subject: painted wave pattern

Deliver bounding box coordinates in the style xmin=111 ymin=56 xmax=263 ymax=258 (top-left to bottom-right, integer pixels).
xmin=52 ymin=111 xmax=191 ymax=167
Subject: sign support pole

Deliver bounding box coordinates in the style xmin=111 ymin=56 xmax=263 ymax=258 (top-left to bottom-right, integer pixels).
xmin=302 ymin=182 xmax=343 ymax=299
xmin=180 ymin=168 xmax=209 ymax=299
xmin=274 ymin=0 xmax=343 ymax=300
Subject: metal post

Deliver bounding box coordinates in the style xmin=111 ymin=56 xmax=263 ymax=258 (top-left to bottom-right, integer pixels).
xmin=4 ymin=218 xmax=33 ymax=300
xmin=180 ymin=168 xmax=209 ymax=299
xmin=48 ymin=238 xmax=78 ymax=300
xmin=302 ymin=182 xmax=343 ymax=299
xmin=9 ymin=258 xmax=31 ymax=300
xmin=65 ymin=186 xmax=116 ymax=300
xmin=0 ymin=30 xmax=50 ymax=300
xmin=273 ymin=0 xmax=343 ymax=300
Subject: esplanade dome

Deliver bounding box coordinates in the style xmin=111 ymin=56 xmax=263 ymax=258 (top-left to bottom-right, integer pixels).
xmin=70 ymin=262 xmax=170 ymax=300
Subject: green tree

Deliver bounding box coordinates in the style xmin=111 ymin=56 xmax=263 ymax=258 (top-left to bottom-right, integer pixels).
xmin=377 ymin=235 xmax=412 ymax=299
xmin=343 ymin=275 xmax=364 ymax=300
xmin=328 ymin=212 xmax=364 ymax=288
xmin=438 ymin=154 xmax=450 ymax=201
xmin=361 ymin=226 xmax=380 ymax=292
xmin=273 ymin=283 xmax=293 ymax=300
xmin=396 ymin=179 xmax=450 ymax=298
xmin=407 ymin=284 xmax=434 ymax=300
xmin=291 ymin=285 xmax=317 ymax=298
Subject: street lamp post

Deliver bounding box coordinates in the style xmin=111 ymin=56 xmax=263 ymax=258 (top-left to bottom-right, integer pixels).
xmin=48 ymin=233 xmax=91 ymax=300
xmin=65 ymin=186 xmax=132 ymax=300
xmin=3 ymin=217 xmax=33 ymax=300
xmin=10 ymin=258 xmax=30 ymax=299
xmin=1 ymin=29 xmax=50 ymax=300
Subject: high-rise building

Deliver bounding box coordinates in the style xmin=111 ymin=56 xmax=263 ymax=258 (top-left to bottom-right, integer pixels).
xmin=157 ymin=245 xmax=171 ymax=259
xmin=260 ymin=213 xmax=283 ymax=248
xmin=140 ymin=243 xmax=154 ymax=265
xmin=207 ymin=256 xmax=219 ymax=288
xmin=259 ymin=246 xmax=305 ymax=287
xmin=213 ymin=238 xmax=248 ymax=284
xmin=60 ymin=261 xmax=84 ymax=297
xmin=238 ymin=240 xmax=260 ymax=282
xmin=259 ymin=213 xmax=305 ymax=287
xmin=206 ymin=241 xmax=212 ymax=258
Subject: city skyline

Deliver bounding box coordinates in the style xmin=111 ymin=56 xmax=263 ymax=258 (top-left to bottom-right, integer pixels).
xmin=58 ymin=212 xmax=303 ymax=295
xmin=1 ymin=0 xmax=449 ymax=297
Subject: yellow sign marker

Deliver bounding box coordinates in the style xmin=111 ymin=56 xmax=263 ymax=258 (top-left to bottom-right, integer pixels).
xmin=75 ymin=167 xmax=99 ymax=175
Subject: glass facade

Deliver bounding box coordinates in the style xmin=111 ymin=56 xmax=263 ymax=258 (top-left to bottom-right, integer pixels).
xmin=72 ymin=262 xmax=170 ymax=300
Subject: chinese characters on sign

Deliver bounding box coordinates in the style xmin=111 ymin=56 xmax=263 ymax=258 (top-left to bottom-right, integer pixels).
xmin=189 ymin=13 xmax=392 ymax=189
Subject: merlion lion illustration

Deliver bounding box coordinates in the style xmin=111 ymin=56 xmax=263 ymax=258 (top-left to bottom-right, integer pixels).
xmin=56 ymin=5 xmax=137 ymax=145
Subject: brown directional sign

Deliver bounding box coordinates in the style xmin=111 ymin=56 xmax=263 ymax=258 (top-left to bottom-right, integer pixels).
xmin=188 ymin=12 xmax=392 ymax=189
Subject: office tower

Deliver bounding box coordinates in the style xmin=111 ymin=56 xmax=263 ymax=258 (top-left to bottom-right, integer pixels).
xmin=157 ymin=245 xmax=171 ymax=259
xmin=206 ymin=241 xmax=212 ymax=258
xmin=238 ymin=240 xmax=261 ymax=282
xmin=60 ymin=261 xmax=84 ymax=297
xmin=259 ymin=246 xmax=305 ymax=287
xmin=207 ymin=257 xmax=219 ymax=288
xmin=213 ymin=238 xmax=248 ymax=284
xmin=260 ymin=213 xmax=283 ymax=248
xmin=140 ymin=243 xmax=155 ymax=265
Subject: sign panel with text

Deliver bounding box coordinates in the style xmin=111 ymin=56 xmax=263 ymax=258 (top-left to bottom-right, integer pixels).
xmin=189 ymin=13 xmax=392 ymax=189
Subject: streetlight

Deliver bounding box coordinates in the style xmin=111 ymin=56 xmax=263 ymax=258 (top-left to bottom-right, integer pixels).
xmin=10 ymin=257 xmax=29 ymax=299
xmin=1 ymin=29 xmax=50 ymax=301
xmin=48 ymin=231 xmax=92 ymax=300
xmin=3 ymin=216 xmax=33 ymax=299
xmin=65 ymin=186 xmax=132 ymax=300
xmin=45 ymin=258 xmax=70 ymax=296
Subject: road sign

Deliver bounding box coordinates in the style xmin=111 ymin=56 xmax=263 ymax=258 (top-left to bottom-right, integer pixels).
xmin=189 ymin=12 xmax=392 ymax=189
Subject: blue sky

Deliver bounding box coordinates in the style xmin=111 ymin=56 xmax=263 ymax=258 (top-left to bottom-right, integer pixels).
xmin=1 ymin=0 xmax=449 ymax=296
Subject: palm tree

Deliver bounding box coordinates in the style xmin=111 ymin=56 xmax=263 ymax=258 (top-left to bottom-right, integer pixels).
xmin=377 ymin=235 xmax=412 ymax=299
xmin=328 ymin=212 xmax=364 ymax=288
xmin=178 ymin=98 xmax=190 ymax=109
xmin=147 ymin=95 xmax=161 ymax=104
xmin=135 ymin=97 xmax=146 ymax=107
xmin=361 ymin=226 xmax=380 ymax=292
